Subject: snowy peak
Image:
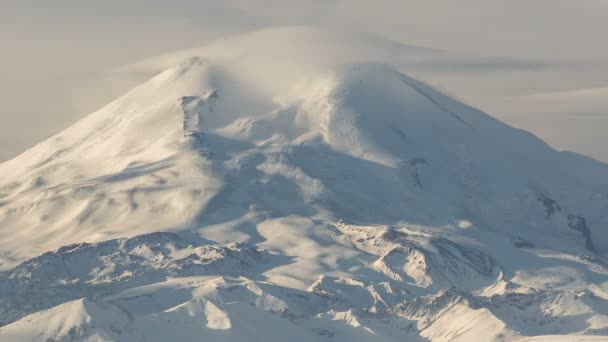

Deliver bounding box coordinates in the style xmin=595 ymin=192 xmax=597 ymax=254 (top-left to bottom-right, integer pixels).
xmin=2 ymin=31 xmax=608 ymax=341
xmin=0 ymin=298 xmax=133 ymax=342
xmin=1 ymin=57 xmax=607 ymax=264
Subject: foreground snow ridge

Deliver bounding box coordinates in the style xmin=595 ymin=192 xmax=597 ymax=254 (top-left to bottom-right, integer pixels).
xmin=1 ymin=30 xmax=608 ymax=341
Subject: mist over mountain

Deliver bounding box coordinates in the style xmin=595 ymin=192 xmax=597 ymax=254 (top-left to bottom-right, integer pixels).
xmin=1 ymin=28 xmax=607 ymax=342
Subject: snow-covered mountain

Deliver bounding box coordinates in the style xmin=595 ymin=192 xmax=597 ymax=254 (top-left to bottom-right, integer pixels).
xmin=1 ymin=29 xmax=608 ymax=341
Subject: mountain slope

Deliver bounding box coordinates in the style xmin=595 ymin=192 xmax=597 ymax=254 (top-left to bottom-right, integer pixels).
xmin=1 ymin=30 xmax=608 ymax=341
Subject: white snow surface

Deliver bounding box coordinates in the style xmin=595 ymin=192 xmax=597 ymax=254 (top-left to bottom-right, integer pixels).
xmin=1 ymin=30 xmax=608 ymax=341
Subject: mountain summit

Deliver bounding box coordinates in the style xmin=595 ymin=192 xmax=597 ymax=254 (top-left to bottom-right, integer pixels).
xmin=1 ymin=29 xmax=608 ymax=341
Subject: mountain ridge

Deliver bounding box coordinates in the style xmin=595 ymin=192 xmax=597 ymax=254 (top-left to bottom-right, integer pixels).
xmin=1 ymin=32 xmax=608 ymax=340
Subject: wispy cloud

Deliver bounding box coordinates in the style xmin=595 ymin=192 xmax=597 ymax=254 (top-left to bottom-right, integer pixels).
xmin=1 ymin=1 xmax=607 ymax=161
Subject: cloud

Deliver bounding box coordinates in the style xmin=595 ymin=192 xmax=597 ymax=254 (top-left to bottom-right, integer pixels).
xmin=0 ymin=1 xmax=607 ymax=162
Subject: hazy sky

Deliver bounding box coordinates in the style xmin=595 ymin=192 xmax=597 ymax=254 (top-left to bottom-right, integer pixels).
xmin=1 ymin=1 xmax=607 ymax=161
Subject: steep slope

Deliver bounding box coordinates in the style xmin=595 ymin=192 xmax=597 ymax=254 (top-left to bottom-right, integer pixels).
xmin=1 ymin=30 xmax=608 ymax=341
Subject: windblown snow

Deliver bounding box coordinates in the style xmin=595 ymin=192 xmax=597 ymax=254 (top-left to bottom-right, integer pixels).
xmin=1 ymin=28 xmax=608 ymax=341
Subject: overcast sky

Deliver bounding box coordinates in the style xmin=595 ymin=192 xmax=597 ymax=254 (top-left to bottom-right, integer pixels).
xmin=1 ymin=1 xmax=607 ymax=161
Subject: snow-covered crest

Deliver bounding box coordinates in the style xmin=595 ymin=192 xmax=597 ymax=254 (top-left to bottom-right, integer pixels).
xmin=1 ymin=28 xmax=608 ymax=341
